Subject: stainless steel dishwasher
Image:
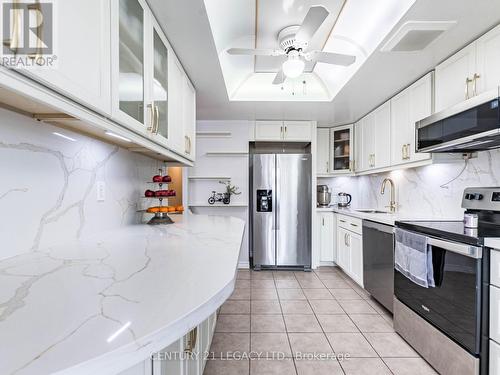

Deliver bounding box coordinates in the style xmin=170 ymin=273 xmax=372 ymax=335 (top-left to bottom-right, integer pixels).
xmin=362 ymin=220 xmax=394 ymax=313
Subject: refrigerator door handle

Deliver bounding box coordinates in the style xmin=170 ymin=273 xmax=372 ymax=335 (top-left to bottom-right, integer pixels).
xmin=275 ymin=155 xmax=280 ymax=231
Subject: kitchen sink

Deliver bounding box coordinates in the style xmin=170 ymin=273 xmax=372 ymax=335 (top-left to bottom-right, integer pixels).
xmin=355 ymin=209 xmax=392 ymax=214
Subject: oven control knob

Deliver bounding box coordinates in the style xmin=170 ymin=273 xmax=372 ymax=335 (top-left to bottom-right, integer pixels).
xmin=474 ymin=193 xmax=484 ymax=200
xmin=465 ymin=193 xmax=475 ymax=200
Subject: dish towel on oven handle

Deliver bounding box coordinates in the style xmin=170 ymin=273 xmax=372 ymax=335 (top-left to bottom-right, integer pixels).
xmin=394 ymin=228 xmax=435 ymax=288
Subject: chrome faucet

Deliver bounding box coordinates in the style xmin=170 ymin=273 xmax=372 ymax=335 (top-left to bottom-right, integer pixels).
xmin=380 ymin=178 xmax=397 ymax=213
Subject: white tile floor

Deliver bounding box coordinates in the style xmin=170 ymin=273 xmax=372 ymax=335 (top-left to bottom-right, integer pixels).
xmin=203 ymin=267 xmax=438 ymax=375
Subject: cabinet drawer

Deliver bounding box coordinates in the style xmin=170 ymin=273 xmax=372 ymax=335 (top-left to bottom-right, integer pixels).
xmin=491 ymin=285 xmax=500 ymax=343
xmin=337 ymin=214 xmax=362 ymax=235
xmin=492 ymin=250 xmax=500 ymax=288
xmin=491 ymin=339 xmax=500 ymax=375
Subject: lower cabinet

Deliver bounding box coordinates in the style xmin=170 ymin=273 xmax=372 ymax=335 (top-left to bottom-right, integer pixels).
xmin=119 ymin=312 xmax=217 ymax=375
xmin=336 ymin=215 xmax=364 ymax=287
xmin=317 ymin=212 xmax=336 ymax=263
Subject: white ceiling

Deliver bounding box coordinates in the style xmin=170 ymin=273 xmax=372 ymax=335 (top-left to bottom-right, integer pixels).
xmin=148 ymin=0 xmax=500 ymax=126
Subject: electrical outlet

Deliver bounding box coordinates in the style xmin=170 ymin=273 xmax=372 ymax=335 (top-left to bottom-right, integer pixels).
xmin=96 ymin=181 xmax=106 ymax=202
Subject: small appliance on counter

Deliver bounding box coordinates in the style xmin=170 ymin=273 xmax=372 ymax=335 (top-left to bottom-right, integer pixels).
xmin=393 ymin=186 xmax=500 ymax=375
xmin=337 ymin=192 xmax=352 ymax=207
xmin=317 ymin=185 xmax=331 ymax=207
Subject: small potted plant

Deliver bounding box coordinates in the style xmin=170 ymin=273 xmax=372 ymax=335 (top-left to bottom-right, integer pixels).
xmin=219 ymin=181 xmax=241 ymax=204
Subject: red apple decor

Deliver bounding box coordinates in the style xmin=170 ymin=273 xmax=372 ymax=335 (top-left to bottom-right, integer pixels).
xmin=154 ymin=190 xmax=176 ymax=197
xmin=152 ymin=175 xmax=163 ymax=183
xmin=144 ymin=189 xmax=155 ymax=197
xmin=162 ymin=175 xmax=172 ymax=183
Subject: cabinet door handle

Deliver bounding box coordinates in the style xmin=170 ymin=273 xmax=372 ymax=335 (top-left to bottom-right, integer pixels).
xmin=285 ymin=126 xmax=287 ymax=135
xmin=322 ymin=218 xmax=325 ymax=226
xmin=27 ymin=2 xmax=43 ymax=62
xmin=344 ymin=233 xmax=348 ymax=246
xmin=184 ymin=327 xmax=198 ymax=353
xmin=280 ymin=126 xmax=283 ymax=138
xmin=326 ymin=161 xmax=329 ymax=173
xmin=465 ymin=77 xmax=473 ymax=99
xmin=147 ymin=103 xmax=155 ymax=132
xmin=154 ymin=105 xmax=160 ymax=134
xmin=407 ymin=144 xmax=411 ymax=159
xmin=339 ymin=219 xmax=346 ymax=223
xmin=473 ymin=73 xmax=480 ymax=97
xmin=350 ymin=223 xmax=358 ymax=227
xmin=346 ymin=233 xmax=350 ymax=247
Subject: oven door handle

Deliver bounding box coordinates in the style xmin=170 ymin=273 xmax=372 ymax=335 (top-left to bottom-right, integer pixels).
xmin=427 ymin=237 xmax=482 ymax=259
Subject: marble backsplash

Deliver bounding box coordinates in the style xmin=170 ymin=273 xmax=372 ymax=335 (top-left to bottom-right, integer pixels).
xmin=321 ymin=150 xmax=500 ymax=219
xmin=0 ymin=108 xmax=160 ymax=261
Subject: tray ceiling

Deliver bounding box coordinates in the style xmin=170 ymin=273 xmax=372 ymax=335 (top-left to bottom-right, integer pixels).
xmin=204 ymin=0 xmax=417 ymax=102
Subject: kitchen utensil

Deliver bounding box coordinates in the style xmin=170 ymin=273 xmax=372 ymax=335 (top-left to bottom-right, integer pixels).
xmin=317 ymin=185 xmax=331 ymax=207
xmin=337 ymin=192 xmax=352 ymax=207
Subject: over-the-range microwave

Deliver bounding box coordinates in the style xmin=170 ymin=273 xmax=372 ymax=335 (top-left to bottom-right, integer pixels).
xmin=416 ymin=87 xmax=500 ymax=153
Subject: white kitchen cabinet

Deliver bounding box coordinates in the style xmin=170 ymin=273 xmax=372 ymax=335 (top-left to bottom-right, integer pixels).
xmin=492 ymin=251 xmax=500 ymax=288
xmin=491 ymin=285 xmax=500 ymax=344
xmin=316 ymin=128 xmax=330 ymax=174
xmin=22 ymin=0 xmax=111 ymax=115
xmin=357 ymin=114 xmax=374 ymax=172
xmin=111 ymin=0 xmax=150 ymax=135
xmin=182 ymin=77 xmax=197 ymax=161
xmin=373 ymin=101 xmax=391 ymax=169
xmin=255 ymin=121 xmax=284 ymax=141
xmin=111 ymin=0 xmax=196 ymax=160
xmin=336 ymin=226 xmax=350 ymax=271
xmin=283 ymin=121 xmax=312 ymax=141
xmin=349 ymin=232 xmax=363 ymax=287
xmin=318 ymin=212 xmax=336 ymax=263
xmin=435 ymin=23 xmax=500 ymax=112
xmin=118 ymin=360 xmax=152 ymax=375
xmin=435 ymin=43 xmax=476 ymax=112
xmin=491 ymin=340 xmax=500 ymax=375
xmin=476 ymin=24 xmax=500 ymax=95
xmin=336 ymin=215 xmax=363 ymax=287
xmin=391 ymin=73 xmax=433 ymax=166
xmin=255 ymin=121 xmax=312 ymax=142
xmin=330 ymin=125 xmax=354 ymax=175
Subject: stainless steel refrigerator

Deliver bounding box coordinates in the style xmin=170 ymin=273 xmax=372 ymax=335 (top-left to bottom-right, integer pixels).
xmin=251 ymin=153 xmax=312 ymax=270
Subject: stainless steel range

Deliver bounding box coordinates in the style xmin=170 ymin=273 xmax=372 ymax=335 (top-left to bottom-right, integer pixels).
xmin=394 ymin=187 xmax=500 ymax=375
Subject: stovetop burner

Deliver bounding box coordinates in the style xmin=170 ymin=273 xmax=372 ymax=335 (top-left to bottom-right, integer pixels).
xmin=396 ymin=187 xmax=500 ymax=246
xmin=396 ymin=220 xmax=500 ymax=246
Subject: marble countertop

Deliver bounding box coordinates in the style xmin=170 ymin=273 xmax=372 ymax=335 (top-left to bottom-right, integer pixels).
xmin=0 ymin=214 xmax=245 ymax=375
xmin=485 ymin=238 xmax=500 ymax=250
xmin=316 ymin=205 xmax=463 ymax=226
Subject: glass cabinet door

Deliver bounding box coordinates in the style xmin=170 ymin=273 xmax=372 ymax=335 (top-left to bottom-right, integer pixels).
xmin=152 ymin=27 xmax=168 ymax=139
xmin=330 ymin=125 xmax=353 ymax=173
xmin=118 ymin=0 xmax=145 ymax=125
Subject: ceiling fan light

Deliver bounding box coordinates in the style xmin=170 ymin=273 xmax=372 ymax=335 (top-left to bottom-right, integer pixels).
xmin=282 ymin=57 xmax=305 ymax=78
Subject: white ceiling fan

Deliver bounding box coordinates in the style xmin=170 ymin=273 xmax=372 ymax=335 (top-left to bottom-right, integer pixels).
xmin=227 ymin=5 xmax=356 ymax=85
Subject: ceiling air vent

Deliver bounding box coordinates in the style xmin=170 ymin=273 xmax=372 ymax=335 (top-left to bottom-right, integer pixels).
xmin=381 ymin=21 xmax=456 ymax=52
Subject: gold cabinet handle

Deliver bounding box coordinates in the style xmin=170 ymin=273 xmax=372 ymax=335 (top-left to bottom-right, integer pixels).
xmin=27 ymin=1 xmax=43 ymax=62
xmin=184 ymin=327 xmax=198 ymax=353
xmin=473 ymin=73 xmax=480 ymax=97
xmin=407 ymin=144 xmax=411 ymax=159
xmin=154 ymin=105 xmax=160 ymax=134
xmin=465 ymin=77 xmax=473 ymax=100
xmin=401 ymin=145 xmax=405 ymax=160
xmin=349 ymin=160 xmax=353 ymax=172
xmin=147 ymin=103 xmax=155 ymax=132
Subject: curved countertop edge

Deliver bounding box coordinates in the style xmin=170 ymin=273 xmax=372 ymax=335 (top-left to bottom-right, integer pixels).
xmin=0 ymin=214 xmax=247 ymax=375
xmin=55 ymin=276 xmax=237 ymax=375
xmin=317 ymin=206 xmax=463 ymax=226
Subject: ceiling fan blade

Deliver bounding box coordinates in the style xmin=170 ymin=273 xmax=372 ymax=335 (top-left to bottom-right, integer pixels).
xmin=272 ymin=69 xmax=286 ymax=85
xmin=295 ymin=5 xmax=330 ymax=46
xmin=227 ymin=48 xmax=281 ymax=56
xmin=311 ymin=51 xmax=356 ymax=66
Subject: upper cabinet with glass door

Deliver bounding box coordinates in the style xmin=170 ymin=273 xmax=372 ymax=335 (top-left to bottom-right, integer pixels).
xmin=330 ymin=125 xmax=354 ymax=175
xmin=111 ymin=0 xmax=149 ymax=135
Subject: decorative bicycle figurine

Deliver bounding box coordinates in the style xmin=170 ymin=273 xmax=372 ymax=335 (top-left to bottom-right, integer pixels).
xmin=208 ymin=191 xmax=230 ymax=205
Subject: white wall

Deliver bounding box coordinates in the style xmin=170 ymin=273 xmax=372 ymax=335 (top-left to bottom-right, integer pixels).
xmin=0 ymin=108 xmax=159 ymax=261
xmin=320 ymin=150 xmax=500 ymax=218
xmin=188 ymin=120 xmax=251 ymax=266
